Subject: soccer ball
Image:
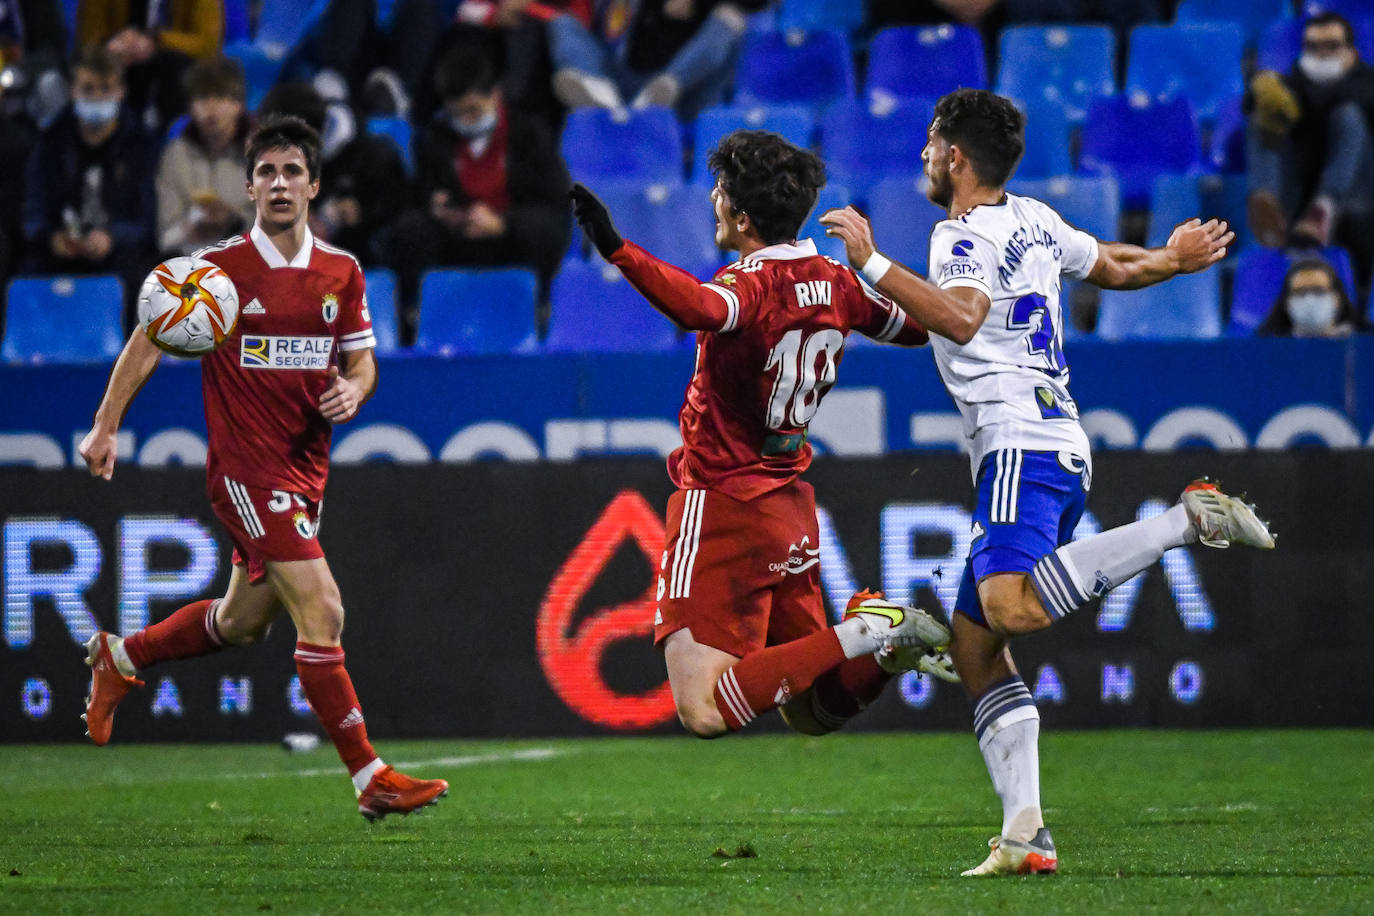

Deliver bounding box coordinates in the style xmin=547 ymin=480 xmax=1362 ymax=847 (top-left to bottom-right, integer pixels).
xmin=137 ymin=256 xmax=240 ymax=357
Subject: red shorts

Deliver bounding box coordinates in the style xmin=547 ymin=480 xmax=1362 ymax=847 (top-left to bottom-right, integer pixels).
xmin=653 ymin=480 xmax=828 ymax=658
xmin=207 ymin=475 xmax=325 ymax=584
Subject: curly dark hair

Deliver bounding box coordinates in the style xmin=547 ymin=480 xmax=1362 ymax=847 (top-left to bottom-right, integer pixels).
xmin=244 ymin=114 xmax=322 ymax=182
xmin=706 ymin=130 xmax=826 ymax=245
xmin=931 ymin=88 xmax=1026 ymax=189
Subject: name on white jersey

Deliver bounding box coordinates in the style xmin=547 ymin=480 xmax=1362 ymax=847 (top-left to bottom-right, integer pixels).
xmin=794 ymin=280 xmax=831 ymax=308
xmin=240 ymin=335 xmax=334 ymax=370
xmin=998 ymin=224 xmax=1063 ymax=285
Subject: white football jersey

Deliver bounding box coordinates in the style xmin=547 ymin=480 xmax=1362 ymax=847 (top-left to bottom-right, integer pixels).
xmin=925 ymin=193 xmax=1100 ymax=478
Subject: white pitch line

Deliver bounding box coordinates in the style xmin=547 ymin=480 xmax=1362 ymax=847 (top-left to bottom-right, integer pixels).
xmin=229 ymin=746 xmax=565 ymax=781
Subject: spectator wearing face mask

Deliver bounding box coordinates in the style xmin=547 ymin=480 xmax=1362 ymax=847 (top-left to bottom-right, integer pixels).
xmin=378 ymin=46 xmax=570 ymax=341
xmin=21 ymin=45 xmax=156 ymax=323
xmin=1248 ymin=12 xmax=1374 ymax=249
xmin=1257 ymin=258 xmax=1370 ymax=338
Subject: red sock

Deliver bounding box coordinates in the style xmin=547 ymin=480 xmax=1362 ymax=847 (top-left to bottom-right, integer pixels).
xmin=124 ymin=599 xmax=226 ymax=671
xmin=810 ymin=655 xmax=892 ymax=728
xmin=294 ymin=642 xmax=378 ymax=775
xmin=713 ymin=629 xmax=846 ymax=730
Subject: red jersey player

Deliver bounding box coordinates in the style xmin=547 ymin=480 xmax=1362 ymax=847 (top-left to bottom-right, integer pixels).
xmin=77 ymin=116 xmax=448 ymax=820
xmin=569 ymin=130 xmax=955 ymax=740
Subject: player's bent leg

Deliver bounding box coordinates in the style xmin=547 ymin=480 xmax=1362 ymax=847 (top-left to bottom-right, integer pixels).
xmin=663 ymin=628 xmax=737 ymax=738
xmin=978 ymin=573 xmax=1054 ymax=637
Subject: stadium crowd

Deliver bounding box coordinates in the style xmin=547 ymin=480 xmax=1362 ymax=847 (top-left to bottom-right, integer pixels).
xmin=1 ymin=0 xmax=1371 ymax=359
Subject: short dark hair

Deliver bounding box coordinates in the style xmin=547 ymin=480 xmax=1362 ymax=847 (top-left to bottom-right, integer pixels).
xmin=706 ymin=130 xmax=826 ymax=245
xmin=256 ymin=82 xmax=327 ymax=134
xmin=185 ymin=55 xmax=246 ymax=102
xmin=73 ymin=45 xmax=121 ymax=82
xmin=435 ymin=47 xmax=498 ymax=100
xmin=1304 ymin=11 xmax=1355 ymax=47
xmin=244 ymin=114 xmax=322 ymax=182
xmin=931 ymin=88 xmax=1026 ymax=189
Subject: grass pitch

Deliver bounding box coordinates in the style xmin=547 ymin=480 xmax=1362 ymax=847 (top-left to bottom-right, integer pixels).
xmin=1 ymin=730 xmax=1370 ymax=914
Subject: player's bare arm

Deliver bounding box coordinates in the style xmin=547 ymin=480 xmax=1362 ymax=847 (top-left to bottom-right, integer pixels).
xmin=319 ymin=348 xmax=377 ymax=424
xmin=78 ymin=330 xmax=164 ymax=480
xmin=1087 ymin=217 xmax=1233 ymax=290
xmin=821 ymin=205 xmax=989 ymax=343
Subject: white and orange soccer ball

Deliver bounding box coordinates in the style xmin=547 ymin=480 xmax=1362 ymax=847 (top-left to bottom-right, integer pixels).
xmin=137 ymin=256 xmax=239 ymax=357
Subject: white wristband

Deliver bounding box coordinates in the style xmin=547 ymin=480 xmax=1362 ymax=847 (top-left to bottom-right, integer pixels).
xmin=860 ymin=251 xmax=892 ymax=285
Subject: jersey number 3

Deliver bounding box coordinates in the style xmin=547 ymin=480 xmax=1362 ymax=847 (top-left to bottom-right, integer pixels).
xmin=764 ymin=328 xmax=844 ymax=429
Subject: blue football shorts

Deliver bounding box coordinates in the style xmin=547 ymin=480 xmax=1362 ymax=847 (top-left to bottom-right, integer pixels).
xmin=954 ymin=448 xmax=1091 ymax=628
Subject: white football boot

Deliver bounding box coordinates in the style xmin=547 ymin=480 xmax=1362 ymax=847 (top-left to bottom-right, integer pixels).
xmin=842 ymin=590 xmax=953 ymax=676
xmin=961 ymin=827 xmax=1058 ymax=876
xmin=1180 ymin=479 xmax=1275 ymax=550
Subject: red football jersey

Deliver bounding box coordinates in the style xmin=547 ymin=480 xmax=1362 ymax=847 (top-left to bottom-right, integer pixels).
xmin=611 ymin=238 xmax=926 ymax=502
xmin=196 ymin=226 xmax=374 ymax=501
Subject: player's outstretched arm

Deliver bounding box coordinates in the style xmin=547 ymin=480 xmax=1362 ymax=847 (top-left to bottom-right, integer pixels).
xmin=569 ymin=183 xmax=735 ymax=331
xmin=820 ymin=206 xmax=989 ymax=344
xmin=1088 ymin=218 xmax=1234 ymax=290
xmin=319 ymin=349 xmax=377 ymax=424
xmin=79 ymin=330 xmax=164 ymax=480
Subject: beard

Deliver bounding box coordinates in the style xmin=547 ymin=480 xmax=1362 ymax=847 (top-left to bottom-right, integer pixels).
xmin=926 ymin=168 xmax=953 ymax=209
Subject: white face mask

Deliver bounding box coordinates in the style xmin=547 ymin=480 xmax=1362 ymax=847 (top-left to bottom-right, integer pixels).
xmin=1286 ymin=291 xmax=1339 ymax=332
xmin=451 ymin=108 xmax=498 ymax=139
xmin=1299 ymin=52 xmax=1349 ymax=84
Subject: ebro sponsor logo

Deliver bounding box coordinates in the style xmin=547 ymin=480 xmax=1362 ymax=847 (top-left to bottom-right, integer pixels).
xmin=240 ymin=335 xmax=334 ymax=370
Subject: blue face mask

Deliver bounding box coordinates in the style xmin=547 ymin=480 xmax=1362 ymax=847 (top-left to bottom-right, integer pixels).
xmin=74 ymin=97 xmax=119 ymax=127
xmin=451 ymin=109 xmax=498 ymax=139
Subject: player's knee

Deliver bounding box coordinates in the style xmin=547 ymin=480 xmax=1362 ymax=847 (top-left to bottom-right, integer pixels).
xmin=216 ymin=613 xmax=271 ymax=647
xmin=676 ymin=697 xmax=728 ymax=739
xmin=981 ymin=590 xmax=1051 ymax=636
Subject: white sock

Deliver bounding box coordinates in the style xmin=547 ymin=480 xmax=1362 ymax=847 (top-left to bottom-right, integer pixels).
xmin=351 ymin=757 xmax=386 ymax=793
xmin=832 ymin=615 xmax=886 ymax=659
xmin=1031 ymin=504 xmax=1195 ymax=620
xmin=974 ymin=677 xmax=1042 ymax=842
xmin=109 ymin=636 xmax=138 ymax=677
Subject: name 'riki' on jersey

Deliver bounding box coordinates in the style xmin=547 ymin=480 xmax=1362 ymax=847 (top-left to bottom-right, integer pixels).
xmin=609 ymin=238 xmax=929 ymax=502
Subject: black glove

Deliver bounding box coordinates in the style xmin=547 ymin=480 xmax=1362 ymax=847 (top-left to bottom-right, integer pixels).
xmin=569 ymin=183 xmax=623 ymax=259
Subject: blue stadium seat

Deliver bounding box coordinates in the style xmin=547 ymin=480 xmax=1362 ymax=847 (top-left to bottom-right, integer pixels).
xmin=1176 ymin=0 xmax=1292 ymax=41
xmin=868 ymin=177 xmax=947 ymax=273
xmin=692 ymin=104 xmax=814 ymax=184
xmin=798 ymin=184 xmax=853 ymax=263
xmin=547 ymin=260 xmax=683 ymax=353
xmin=1208 ymin=95 xmax=1246 ymax=174
xmin=1257 ymin=19 xmax=1303 ymax=73
xmin=996 ymin=25 xmax=1116 ymax=123
xmin=223 ymin=0 xmax=328 ymax=110
xmin=224 ymin=0 xmax=252 ymax=44
xmin=592 ymin=185 xmax=724 ymax=277
xmin=1229 ymin=246 xmax=1358 ymax=333
xmin=3 ymin=275 xmax=125 ymax=365
xmin=1008 ymin=176 xmax=1122 ymax=241
xmin=1126 ymin=23 xmax=1245 ymax=123
xmin=1146 ymin=174 xmax=1202 ymax=248
xmin=362 ymin=268 xmax=402 ymax=355
xmin=734 ymin=30 xmax=856 ymax=108
xmin=1304 ymin=0 xmax=1374 ymax=18
xmin=1016 ymin=98 xmax=1072 ymax=179
xmin=561 ymin=108 xmax=684 ymax=188
xmin=820 ymin=99 xmax=927 ymax=189
xmin=1096 ymin=272 xmax=1222 ymax=340
xmin=867 ymin=25 xmax=987 ymax=104
xmin=1079 ymin=95 xmax=1201 ymax=210
xmin=415 ymin=268 xmax=538 ymax=356
xmin=776 ymin=0 xmax=865 ymax=34
xmin=366 ymin=117 xmax=413 ymax=172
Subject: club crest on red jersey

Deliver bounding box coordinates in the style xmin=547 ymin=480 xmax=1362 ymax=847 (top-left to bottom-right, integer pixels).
xmin=321 ymin=293 xmax=339 ymax=324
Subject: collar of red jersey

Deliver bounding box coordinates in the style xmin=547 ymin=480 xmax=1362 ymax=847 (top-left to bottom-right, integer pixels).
xmin=249 ymin=222 xmax=314 ymax=269
xmin=742 ymin=238 xmax=818 ymax=263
